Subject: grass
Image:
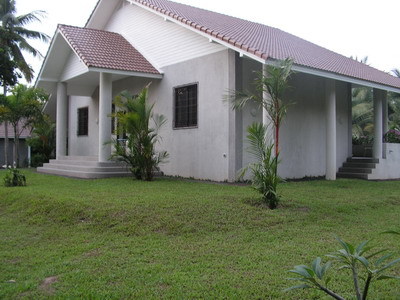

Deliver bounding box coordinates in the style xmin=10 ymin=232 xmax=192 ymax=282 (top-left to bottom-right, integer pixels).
xmin=0 ymin=170 xmax=399 ymax=299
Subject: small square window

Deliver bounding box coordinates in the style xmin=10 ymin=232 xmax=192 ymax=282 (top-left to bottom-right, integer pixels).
xmin=77 ymin=107 xmax=89 ymax=136
xmin=174 ymin=84 xmax=197 ymax=128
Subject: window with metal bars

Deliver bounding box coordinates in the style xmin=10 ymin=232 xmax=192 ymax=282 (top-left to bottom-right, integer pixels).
xmin=77 ymin=107 xmax=89 ymax=136
xmin=174 ymin=84 xmax=198 ymax=128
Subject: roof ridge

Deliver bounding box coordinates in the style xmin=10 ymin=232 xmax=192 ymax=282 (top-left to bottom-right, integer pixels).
xmin=58 ymin=24 xmax=120 ymax=36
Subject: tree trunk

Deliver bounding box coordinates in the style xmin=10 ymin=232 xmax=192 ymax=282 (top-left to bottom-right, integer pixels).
xmin=13 ymin=123 xmax=19 ymax=168
xmin=3 ymin=85 xmax=9 ymax=167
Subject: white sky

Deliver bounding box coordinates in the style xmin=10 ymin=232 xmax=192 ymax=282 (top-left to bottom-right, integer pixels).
xmin=16 ymin=0 xmax=400 ymax=84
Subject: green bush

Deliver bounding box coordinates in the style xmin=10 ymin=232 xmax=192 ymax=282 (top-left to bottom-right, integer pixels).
xmin=239 ymin=122 xmax=280 ymax=209
xmin=111 ymin=85 xmax=168 ymax=181
xmin=384 ymin=128 xmax=400 ymax=143
xmin=3 ymin=167 xmax=26 ymax=187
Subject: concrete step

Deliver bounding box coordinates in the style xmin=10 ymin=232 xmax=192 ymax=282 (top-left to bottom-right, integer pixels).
xmin=48 ymin=159 xmax=126 ymax=167
xmin=37 ymin=167 xmax=131 ymax=179
xmin=41 ymin=163 xmax=129 ymax=173
xmin=338 ymin=167 xmax=372 ymax=174
xmin=336 ymin=172 xmax=369 ymax=180
xmin=57 ymin=155 xmax=98 ymax=161
xmin=347 ymin=157 xmax=379 ymax=163
xmin=343 ymin=162 xmax=377 ymax=168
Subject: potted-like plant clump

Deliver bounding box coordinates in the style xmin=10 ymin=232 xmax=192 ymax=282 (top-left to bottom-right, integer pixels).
xmin=352 ymin=135 xmax=373 ymax=157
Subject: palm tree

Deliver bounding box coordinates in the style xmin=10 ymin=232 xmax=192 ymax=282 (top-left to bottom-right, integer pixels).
xmin=0 ymin=0 xmax=49 ymax=82
xmin=392 ymin=68 xmax=400 ymax=78
xmin=0 ymin=0 xmax=49 ymax=166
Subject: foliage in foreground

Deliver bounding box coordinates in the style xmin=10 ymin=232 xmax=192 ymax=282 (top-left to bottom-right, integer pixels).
xmin=111 ymin=85 xmax=168 ymax=181
xmin=286 ymin=237 xmax=400 ymax=299
xmin=3 ymin=167 xmax=26 ymax=187
xmin=239 ymin=122 xmax=280 ymax=209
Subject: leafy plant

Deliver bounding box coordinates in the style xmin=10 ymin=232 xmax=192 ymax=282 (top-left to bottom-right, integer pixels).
xmin=239 ymin=122 xmax=280 ymax=209
xmin=111 ymin=85 xmax=168 ymax=181
xmin=3 ymin=167 xmax=26 ymax=187
xmin=27 ymin=115 xmax=56 ymax=167
xmin=384 ymin=128 xmax=400 ymax=143
xmin=352 ymin=135 xmax=373 ymax=146
xmin=229 ymin=58 xmax=293 ymax=156
xmin=286 ymin=237 xmax=400 ymax=299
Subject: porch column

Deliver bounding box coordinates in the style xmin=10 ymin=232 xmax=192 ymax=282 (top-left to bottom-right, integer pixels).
xmin=56 ymin=82 xmax=68 ymax=158
xmin=325 ymin=79 xmax=336 ymax=180
xmin=373 ymin=89 xmax=383 ymax=159
xmin=99 ymin=72 xmax=112 ymax=162
xmin=262 ymin=65 xmax=274 ymax=143
xmin=382 ymin=91 xmax=388 ymax=135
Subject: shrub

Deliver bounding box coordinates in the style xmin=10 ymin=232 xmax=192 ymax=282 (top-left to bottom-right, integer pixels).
xmin=352 ymin=135 xmax=373 ymax=145
xmin=111 ymin=85 xmax=168 ymax=181
xmin=4 ymin=167 xmax=26 ymax=187
xmin=286 ymin=237 xmax=400 ymax=299
xmin=384 ymin=128 xmax=400 ymax=143
xmin=239 ymin=122 xmax=280 ymax=209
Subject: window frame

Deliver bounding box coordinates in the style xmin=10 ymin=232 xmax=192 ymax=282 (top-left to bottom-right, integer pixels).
xmin=77 ymin=106 xmax=89 ymax=136
xmin=173 ymin=83 xmax=199 ymax=130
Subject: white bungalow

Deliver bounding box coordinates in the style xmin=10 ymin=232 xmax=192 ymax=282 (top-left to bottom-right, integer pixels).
xmin=36 ymin=0 xmax=400 ymax=181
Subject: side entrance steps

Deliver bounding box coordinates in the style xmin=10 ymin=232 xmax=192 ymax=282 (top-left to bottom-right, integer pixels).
xmin=37 ymin=155 xmax=131 ymax=179
xmin=336 ymin=157 xmax=379 ymax=180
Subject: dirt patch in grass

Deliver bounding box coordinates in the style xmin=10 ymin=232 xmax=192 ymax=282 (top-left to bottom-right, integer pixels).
xmin=39 ymin=276 xmax=59 ymax=295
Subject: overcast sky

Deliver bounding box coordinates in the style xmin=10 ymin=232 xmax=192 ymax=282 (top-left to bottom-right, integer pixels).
xmin=16 ymin=0 xmax=400 ymax=83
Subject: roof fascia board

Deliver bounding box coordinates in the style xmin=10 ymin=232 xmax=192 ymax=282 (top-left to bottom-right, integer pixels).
xmin=88 ymin=67 xmax=163 ymax=79
xmin=35 ymin=30 xmax=62 ymax=86
xmin=127 ymin=0 xmax=264 ymax=63
xmin=281 ymin=62 xmax=400 ymax=93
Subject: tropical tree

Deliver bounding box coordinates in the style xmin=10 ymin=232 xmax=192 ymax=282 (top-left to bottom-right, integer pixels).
xmin=111 ymin=85 xmax=168 ymax=181
xmin=26 ymin=115 xmax=55 ymax=167
xmin=0 ymin=0 xmax=49 ymax=166
xmin=231 ymin=58 xmax=294 ymax=156
xmin=0 ymin=0 xmax=49 ymax=82
xmin=229 ymin=58 xmax=293 ymax=209
xmin=0 ymin=84 xmax=48 ymax=167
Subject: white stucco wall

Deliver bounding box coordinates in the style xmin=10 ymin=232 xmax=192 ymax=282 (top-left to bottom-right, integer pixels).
xmin=68 ymin=95 xmax=99 ymax=156
xmin=369 ymin=143 xmax=400 ymax=179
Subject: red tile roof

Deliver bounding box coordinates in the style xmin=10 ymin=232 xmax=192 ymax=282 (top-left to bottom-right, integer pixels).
xmin=58 ymin=25 xmax=160 ymax=75
xmin=132 ymin=0 xmax=400 ymax=89
xmin=0 ymin=121 xmax=31 ymax=138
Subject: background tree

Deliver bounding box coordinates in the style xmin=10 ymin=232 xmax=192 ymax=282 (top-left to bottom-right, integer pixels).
xmin=0 ymin=84 xmax=48 ymax=167
xmin=0 ymin=0 xmax=49 ymax=166
xmin=26 ymin=115 xmax=55 ymax=167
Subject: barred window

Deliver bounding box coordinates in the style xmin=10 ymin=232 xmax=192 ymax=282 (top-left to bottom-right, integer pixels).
xmin=77 ymin=107 xmax=89 ymax=136
xmin=174 ymin=84 xmax=198 ymax=128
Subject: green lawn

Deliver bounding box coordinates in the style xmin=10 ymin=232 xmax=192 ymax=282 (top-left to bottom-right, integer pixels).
xmin=0 ymin=170 xmax=399 ymax=299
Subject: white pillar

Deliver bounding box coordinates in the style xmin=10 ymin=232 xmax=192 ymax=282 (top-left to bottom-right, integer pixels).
xmin=262 ymin=65 xmax=274 ymax=144
xmin=56 ymin=82 xmax=68 ymax=158
xmin=373 ymin=89 xmax=383 ymax=159
xmin=382 ymin=91 xmax=388 ymax=135
xmin=99 ymin=72 xmax=112 ymax=162
xmin=326 ymin=79 xmax=336 ymax=180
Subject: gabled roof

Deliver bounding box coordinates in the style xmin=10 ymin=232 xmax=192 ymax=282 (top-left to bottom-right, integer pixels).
xmin=58 ymin=24 xmax=160 ymax=75
xmin=128 ymin=0 xmax=400 ymax=90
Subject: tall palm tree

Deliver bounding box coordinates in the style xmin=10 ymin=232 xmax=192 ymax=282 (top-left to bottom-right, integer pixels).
xmin=0 ymin=0 xmax=49 ymax=166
